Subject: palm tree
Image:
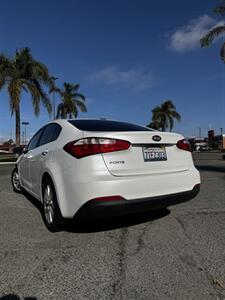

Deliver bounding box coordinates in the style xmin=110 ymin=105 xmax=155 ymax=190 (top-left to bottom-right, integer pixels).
xmin=55 ymin=82 xmax=87 ymax=119
xmin=147 ymin=100 xmax=181 ymax=131
xmin=200 ymin=1 xmax=225 ymax=63
xmin=0 ymin=47 xmax=53 ymax=145
xmin=147 ymin=120 xmax=163 ymax=131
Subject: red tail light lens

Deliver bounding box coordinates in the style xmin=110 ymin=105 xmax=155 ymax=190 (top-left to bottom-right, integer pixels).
xmin=90 ymin=195 xmax=125 ymax=201
xmin=63 ymin=138 xmax=130 ymax=158
xmin=176 ymin=139 xmax=192 ymax=152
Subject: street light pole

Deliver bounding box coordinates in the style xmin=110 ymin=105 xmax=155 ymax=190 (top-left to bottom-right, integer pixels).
xmin=198 ymin=127 xmax=201 ymax=138
xmin=22 ymin=122 xmax=29 ymax=145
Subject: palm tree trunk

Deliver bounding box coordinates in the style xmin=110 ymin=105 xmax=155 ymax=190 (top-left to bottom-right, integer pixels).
xmin=162 ymin=116 xmax=166 ymax=132
xmin=15 ymin=107 xmax=20 ymax=146
xmin=63 ymin=111 xmax=67 ymax=119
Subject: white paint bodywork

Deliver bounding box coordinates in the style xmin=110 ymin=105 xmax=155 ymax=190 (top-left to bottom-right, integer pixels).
xmin=17 ymin=119 xmax=201 ymax=218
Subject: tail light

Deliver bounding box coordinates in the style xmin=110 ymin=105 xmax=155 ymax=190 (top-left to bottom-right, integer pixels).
xmin=176 ymin=139 xmax=192 ymax=152
xmin=63 ymin=137 xmax=130 ymax=158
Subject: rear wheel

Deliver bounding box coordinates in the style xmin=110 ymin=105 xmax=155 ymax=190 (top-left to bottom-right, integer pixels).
xmin=11 ymin=167 xmax=23 ymax=193
xmin=42 ymin=178 xmax=63 ymax=232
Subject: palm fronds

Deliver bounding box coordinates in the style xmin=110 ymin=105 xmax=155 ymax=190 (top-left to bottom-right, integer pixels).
xmin=56 ymin=82 xmax=86 ymax=119
xmin=220 ymin=41 xmax=225 ymax=62
xmin=148 ymin=100 xmax=181 ymax=132
xmin=0 ymin=47 xmax=53 ymax=145
xmin=200 ymin=26 xmax=225 ymax=47
xmin=200 ymin=2 xmax=225 ymax=63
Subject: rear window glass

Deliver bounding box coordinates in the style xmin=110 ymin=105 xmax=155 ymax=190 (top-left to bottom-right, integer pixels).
xmin=68 ymin=120 xmax=153 ymax=132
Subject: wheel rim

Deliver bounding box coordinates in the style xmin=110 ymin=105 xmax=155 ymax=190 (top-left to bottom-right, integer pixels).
xmin=43 ymin=184 xmax=54 ymax=224
xmin=12 ymin=170 xmax=22 ymax=191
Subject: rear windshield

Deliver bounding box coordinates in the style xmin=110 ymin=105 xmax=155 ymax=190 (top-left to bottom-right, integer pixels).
xmin=68 ymin=120 xmax=153 ymax=132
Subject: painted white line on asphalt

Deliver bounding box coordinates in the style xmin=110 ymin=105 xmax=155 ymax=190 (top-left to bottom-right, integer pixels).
xmin=0 ymin=162 xmax=16 ymax=165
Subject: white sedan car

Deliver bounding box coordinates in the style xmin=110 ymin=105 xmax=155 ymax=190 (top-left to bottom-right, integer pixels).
xmin=11 ymin=119 xmax=200 ymax=231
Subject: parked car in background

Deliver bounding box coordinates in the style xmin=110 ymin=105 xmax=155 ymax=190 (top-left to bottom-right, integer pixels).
xmin=11 ymin=119 xmax=200 ymax=231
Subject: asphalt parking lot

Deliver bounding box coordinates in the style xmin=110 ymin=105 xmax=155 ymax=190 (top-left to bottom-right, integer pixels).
xmin=0 ymin=152 xmax=225 ymax=300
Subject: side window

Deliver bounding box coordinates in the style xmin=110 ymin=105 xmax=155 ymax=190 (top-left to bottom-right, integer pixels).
xmin=51 ymin=124 xmax=62 ymax=141
xmin=38 ymin=124 xmax=61 ymax=147
xmin=27 ymin=129 xmax=44 ymax=151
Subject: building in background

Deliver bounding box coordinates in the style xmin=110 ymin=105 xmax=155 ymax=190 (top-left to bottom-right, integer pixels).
xmin=207 ymin=130 xmax=225 ymax=150
xmin=212 ymin=134 xmax=225 ymax=150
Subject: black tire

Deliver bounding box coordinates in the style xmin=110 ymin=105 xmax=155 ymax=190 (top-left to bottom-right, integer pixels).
xmin=42 ymin=178 xmax=63 ymax=232
xmin=11 ymin=167 xmax=23 ymax=193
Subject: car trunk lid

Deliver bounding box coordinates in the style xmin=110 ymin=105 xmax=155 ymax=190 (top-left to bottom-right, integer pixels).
xmin=82 ymin=131 xmax=193 ymax=176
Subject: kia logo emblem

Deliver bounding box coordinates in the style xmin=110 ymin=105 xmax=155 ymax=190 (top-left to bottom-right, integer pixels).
xmin=152 ymin=135 xmax=161 ymax=142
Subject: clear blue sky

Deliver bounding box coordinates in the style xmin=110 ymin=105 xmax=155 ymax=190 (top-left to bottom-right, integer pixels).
xmin=0 ymin=0 xmax=224 ymax=140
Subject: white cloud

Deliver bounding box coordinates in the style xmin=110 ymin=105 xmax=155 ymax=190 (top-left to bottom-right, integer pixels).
xmin=87 ymin=66 xmax=153 ymax=92
xmin=169 ymin=14 xmax=225 ymax=52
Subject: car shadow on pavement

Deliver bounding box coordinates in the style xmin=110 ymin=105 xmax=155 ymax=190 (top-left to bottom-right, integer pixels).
xmin=0 ymin=295 xmax=37 ymax=300
xmin=22 ymin=190 xmax=170 ymax=233
xmin=196 ymin=165 xmax=225 ymax=173
xmin=63 ymin=208 xmax=171 ymax=233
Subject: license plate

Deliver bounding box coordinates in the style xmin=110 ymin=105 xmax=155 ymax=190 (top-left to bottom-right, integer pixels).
xmin=142 ymin=146 xmax=167 ymax=161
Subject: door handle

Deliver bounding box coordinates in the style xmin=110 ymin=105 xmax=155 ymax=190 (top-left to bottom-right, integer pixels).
xmin=42 ymin=150 xmax=49 ymax=156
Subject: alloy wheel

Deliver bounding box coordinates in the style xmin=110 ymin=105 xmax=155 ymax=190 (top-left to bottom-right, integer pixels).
xmin=43 ymin=184 xmax=55 ymax=224
xmin=12 ymin=169 xmax=22 ymax=192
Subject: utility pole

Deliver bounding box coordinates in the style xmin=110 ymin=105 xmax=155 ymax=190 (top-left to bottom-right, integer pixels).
xmin=198 ymin=127 xmax=201 ymax=138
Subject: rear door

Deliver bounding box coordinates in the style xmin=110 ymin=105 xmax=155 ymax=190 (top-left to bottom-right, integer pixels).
xmin=19 ymin=128 xmax=44 ymax=190
xmin=29 ymin=123 xmax=62 ymax=196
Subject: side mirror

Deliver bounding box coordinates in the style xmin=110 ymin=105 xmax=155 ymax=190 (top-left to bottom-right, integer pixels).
xmin=23 ymin=147 xmax=28 ymax=154
xmin=12 ymin=146 xmax=24 ymax=156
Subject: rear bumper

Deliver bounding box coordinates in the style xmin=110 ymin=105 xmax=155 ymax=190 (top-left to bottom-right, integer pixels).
xmin=75 ymin=184 xmax=200 ymax=219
